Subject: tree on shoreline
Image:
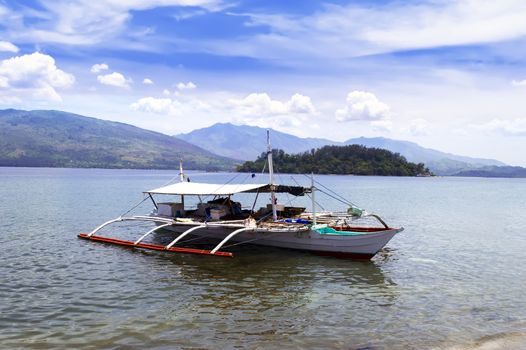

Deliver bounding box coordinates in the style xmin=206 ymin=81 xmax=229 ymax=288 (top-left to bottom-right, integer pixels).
xmin=237 ymin=145 xmax=432 ymax=176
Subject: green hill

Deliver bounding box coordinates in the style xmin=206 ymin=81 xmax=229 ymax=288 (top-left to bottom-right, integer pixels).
xmin=237 ymin=145 xmax=432 ymax=176
xmin=0 ymin=109 xmax=237 ymax=170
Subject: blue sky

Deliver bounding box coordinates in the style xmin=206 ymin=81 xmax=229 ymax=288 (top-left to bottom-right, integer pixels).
xmin=1 ymin=0 xmax=526 ymax=165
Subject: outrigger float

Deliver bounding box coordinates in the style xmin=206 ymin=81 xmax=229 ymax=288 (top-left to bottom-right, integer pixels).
xmin=79 ymin=133 xmax=403 ymax=259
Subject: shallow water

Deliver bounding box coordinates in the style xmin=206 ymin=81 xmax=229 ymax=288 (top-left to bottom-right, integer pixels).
xmin=1 ymin=167 xmax=525 ymax=349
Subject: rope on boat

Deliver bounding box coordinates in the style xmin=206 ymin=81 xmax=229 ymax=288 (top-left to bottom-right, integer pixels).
xmin=291 ymin=176 xmax=326 ymax=211
xmin=303 ymin=174 xmax=352 ymax=205
xmin=250 ymin=158 xmax=270 ymax=211
xmin=274 ymin=164 xmax=291 ymax=204
xmin=302 ymin=174 xmax=357 ymax=207
xmin=119 ymin=195 xmax=150 ymax=217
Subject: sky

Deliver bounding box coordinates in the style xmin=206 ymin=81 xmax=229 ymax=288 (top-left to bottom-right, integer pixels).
xmin=1 ymin=0 xmax=526 ymax=165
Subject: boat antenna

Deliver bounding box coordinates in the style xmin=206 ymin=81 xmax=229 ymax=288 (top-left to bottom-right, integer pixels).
xmin=267 ymin=130 xmax=278 ymax=221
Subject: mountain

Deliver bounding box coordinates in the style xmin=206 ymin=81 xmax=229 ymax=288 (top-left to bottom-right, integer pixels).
xmin=176 ymin=123 xmax=335 ymax=161
xmin=344 ymin=137 xmax=505 ymax=175
xmin=0 ymin=109 xmax=237 ymax=170
xmin=176 ymin=123 xmax=505 ymax=175
xmin=453 ymin=166 xmax=526 ymax=178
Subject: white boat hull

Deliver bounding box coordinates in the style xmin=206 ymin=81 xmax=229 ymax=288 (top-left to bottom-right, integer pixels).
xmin=160 ymin=223 xmax=403 ymax=258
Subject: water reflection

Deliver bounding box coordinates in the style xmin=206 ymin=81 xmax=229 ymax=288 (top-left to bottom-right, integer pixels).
xmin=135 ymin=243 xmax=401 ymax=308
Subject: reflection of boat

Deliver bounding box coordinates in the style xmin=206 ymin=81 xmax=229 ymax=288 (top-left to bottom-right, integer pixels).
xmin=79 ymin=132 xmax=403 ymax=259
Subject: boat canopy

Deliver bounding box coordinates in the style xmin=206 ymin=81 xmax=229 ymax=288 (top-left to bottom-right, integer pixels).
xmin=144 ymin=182 xmax=310 ymax=196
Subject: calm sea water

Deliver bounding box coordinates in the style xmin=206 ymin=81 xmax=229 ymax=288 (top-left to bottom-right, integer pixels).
xmin=1 ymin=167 xmax=526 ymax=349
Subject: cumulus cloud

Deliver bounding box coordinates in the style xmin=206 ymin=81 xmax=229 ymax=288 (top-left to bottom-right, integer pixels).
xmin=472 ymin=118 xmax=526 ymax=136
xmin=131 ymin=97 xmax=178 ymax=114
xmin=0 ymin=52 xmax=74 ymax=102
xmin=228 ymin=92 xmax=316 ymax=128
xmin=176 ymin=81 xmax=197 ymax=90
xmin=97 ymin=72 xmax=130 ymax=88
xmin=0 ymin=41 xmax=19 ymax=52
xmin=90 ymin=63 xmax=108 ymax=73
xmin=336 ymin=91 xmax=391 ymax=122
xmin=143 ymin=78 xmax=153 ymax=85
xmin=130 ymin=95 xmax=211 ymax=117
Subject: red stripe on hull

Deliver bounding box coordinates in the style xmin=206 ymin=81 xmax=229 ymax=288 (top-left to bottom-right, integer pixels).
xmin=77 ymin=233 xmax=233 ymax=257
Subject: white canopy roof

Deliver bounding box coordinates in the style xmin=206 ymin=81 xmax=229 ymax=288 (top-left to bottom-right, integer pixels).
xmin=145 ymin=182 xmax=310 ymax=196
xmin=145 ymin=182 xmax=268 ymax=196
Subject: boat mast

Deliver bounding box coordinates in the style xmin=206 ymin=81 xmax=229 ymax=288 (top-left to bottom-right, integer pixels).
xmin=179 ymin=159 xmax=185 ymax=208
xmin=267 ymin=130 xmax=278 ymax=221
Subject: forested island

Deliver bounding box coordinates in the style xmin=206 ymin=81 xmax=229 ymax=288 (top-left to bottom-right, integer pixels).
xmin=237 ymin=145 xmax=432 ymax=176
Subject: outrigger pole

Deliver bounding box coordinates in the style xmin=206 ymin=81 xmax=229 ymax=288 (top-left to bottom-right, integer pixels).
xmin=78 ymin=216 xmax=234 ymax=257
xmin=267 ymin=130 xmax=278 ymax=221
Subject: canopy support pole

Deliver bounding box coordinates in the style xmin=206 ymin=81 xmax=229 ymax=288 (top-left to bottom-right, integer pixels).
xmin=267 ymin=130 xmax=277 ymax=221
xmin=134 ymin=223 xmax=173 ymax=245
xmin=165 ymin=225 xmax=207 ymax=249
xmin=148 ymin=194 xmax=158 ymax=210
xmin=210 ymin=227 xmax=253 ymax=254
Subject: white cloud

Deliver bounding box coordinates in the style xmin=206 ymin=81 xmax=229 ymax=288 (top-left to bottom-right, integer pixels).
xmin=5 ymin=1 xmax=224 ymax=46
xmin=131 ymin=97 xmax=178 ymax=114
xmin=287 ymin=93 xmax=316 ymax=114
xmin=0 ymin=52 xmax=74 ymax=102
xmin=143 ymin=78 xmax=154 ymax=85
xmin=408 ymin=118 xmax=429 ymax=136
xmin=97 ymin=72 xmax=130 ymax=88
xmin=472 ymin=118 xmax=526 ymax=136
xmin=512 ymin=80 xmax=526 ymax=87
xmin=336 ymin=91 xmax=390 ymax=122
xmin=201 ymin=2 xmax=526 ymax=63
xmin=90 ymin=63 xmax=108 ymax=73
xmin=176 ymin=81 xmax=197 ymax=90
xmin=0 ymin=41 xmax=19 ymax=52
xmin=173 ymin=8 xmax=208 ymax=21
xmin=228 ymin=92 xmax=316 ymax=128
xmin=130 ymin=95 xmax=212 ymax=117
xmin=371 ymin=119 xmax=393 ymax=132
xmin=162 ymin=89 xmax=171 ymax=95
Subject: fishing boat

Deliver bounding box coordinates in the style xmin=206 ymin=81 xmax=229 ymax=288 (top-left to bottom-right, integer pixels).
xmin=78 ymin=132 xmax=403 ymax=259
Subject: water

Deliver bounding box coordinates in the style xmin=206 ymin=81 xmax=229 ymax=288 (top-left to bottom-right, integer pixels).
xmin=1 ymin=167 xmax=525 ymax=349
